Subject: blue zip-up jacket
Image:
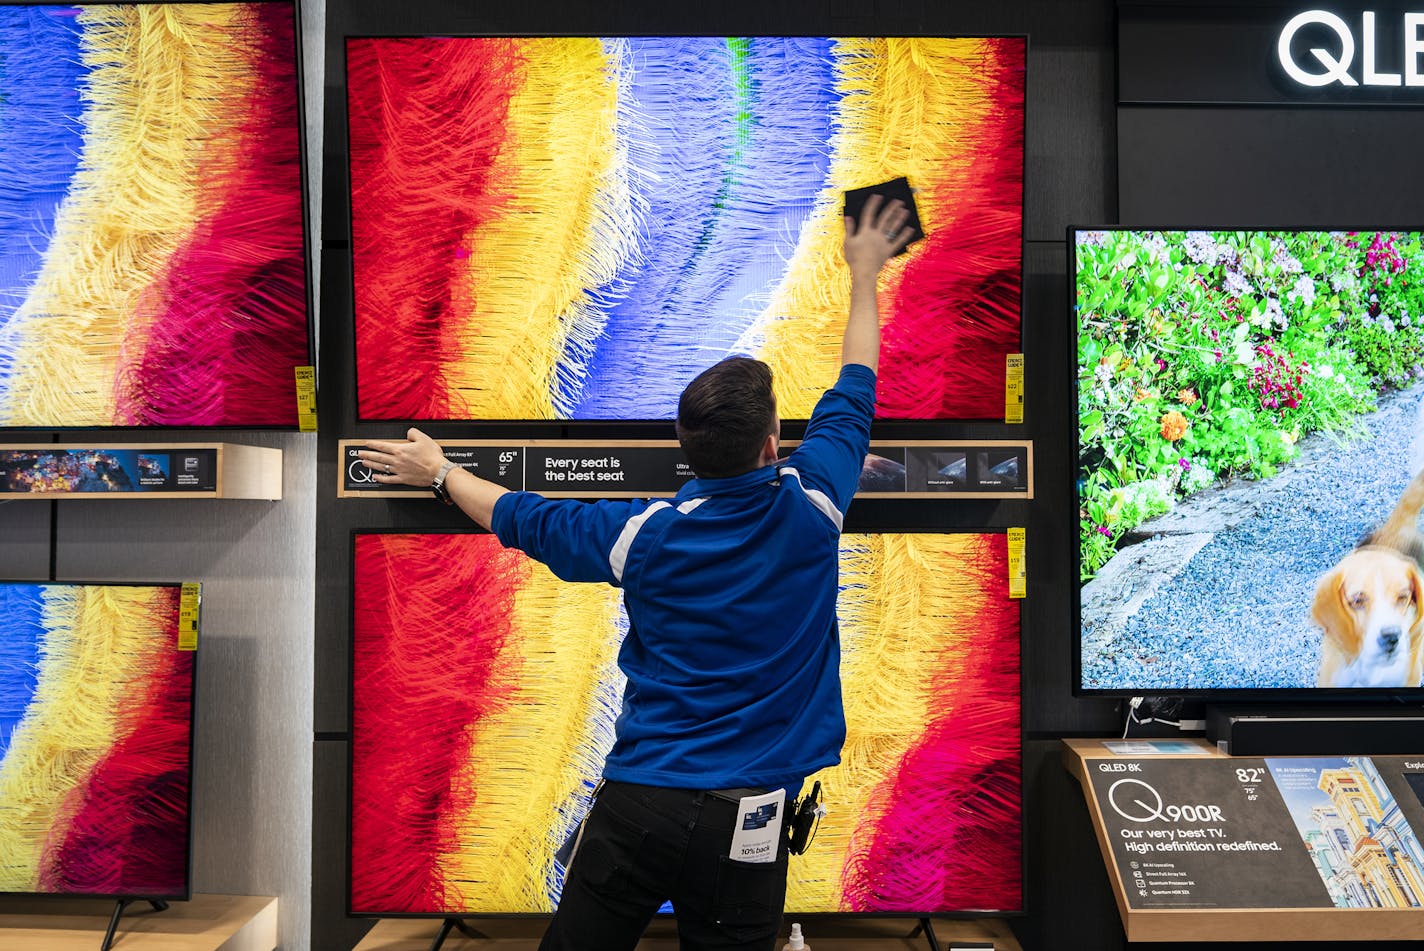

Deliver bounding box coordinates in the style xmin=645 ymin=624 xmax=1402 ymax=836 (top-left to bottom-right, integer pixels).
xmin=491 ymin=363 xmax=875 ymax=791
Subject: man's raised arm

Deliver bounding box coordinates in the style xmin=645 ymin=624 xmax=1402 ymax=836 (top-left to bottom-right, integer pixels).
xmin=840 ymin=192 xmax=912 ymax=373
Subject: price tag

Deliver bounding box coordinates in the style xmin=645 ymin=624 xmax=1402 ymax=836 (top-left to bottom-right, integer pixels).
xmin=1007 ymin=527 xmax=1026 ymax=599
xmin=295 ymin=365 xmax=317 ymax=432
xmin=1005 ymin=353 xmax=1024 ymax=423
xmin=178 ymin=582 xmax=201 ymax=651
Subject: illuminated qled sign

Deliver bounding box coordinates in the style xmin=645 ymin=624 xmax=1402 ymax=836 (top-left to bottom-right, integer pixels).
xmin=1277 ymin=9 xmax=1424 ymax=87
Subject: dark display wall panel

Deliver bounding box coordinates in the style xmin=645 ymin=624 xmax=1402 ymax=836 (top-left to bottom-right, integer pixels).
xmin=313 ymin=1 xmax=1121 ymax=949
xmin=1119 ymin=108 xmax=1424 ymax=227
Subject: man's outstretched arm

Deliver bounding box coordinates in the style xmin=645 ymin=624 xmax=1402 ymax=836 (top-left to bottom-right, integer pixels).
xmin=359 ymin=429 xmax=507 ymax=530
xmin=840 ymin=192 xmax=912 ymax=373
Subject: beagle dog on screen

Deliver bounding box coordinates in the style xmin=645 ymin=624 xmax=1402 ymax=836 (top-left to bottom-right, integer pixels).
xmin=1313 ymin=469 xmax=1424 ymax=688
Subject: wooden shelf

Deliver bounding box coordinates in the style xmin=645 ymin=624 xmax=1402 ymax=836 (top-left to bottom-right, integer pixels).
xmin=0 ymin=443 xmax=281 ymax=500
xmin=0 ymin=893 xmax=277 ymax=950
xmin=338 ymin=438 xmax=1032 ymax=501
xmin=354 ymin=917 xmax=1021 ymax=950
xmin=1063 ymin=738 xmax=1424 ymax=942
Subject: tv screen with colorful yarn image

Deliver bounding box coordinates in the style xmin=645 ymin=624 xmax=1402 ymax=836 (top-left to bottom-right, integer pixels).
xmin=1075 ymin=228 xmax=1424 ymax=694
xmin=0 ymin=582 xmax=196 ymax=898
xmin=346 ymin=36 xmax=1025 ymax=423
xmin=349 ymin=531 xmax=1021 ymax=916
xmin=0 ymin=2 xmax=309 ymax=428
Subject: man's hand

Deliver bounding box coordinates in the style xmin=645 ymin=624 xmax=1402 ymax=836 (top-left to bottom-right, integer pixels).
xmin=359 ymin=428 xmax=448 ymax=486
xmin=840 ymin=193 xmax=911 ymax=372
xmin=359 ymin=428 xmax=509 ymax=530
xmin=843 ymin=193 xmax=912 ymax=279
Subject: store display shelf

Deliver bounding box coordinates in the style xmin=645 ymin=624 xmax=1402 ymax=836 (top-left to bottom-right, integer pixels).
xmin=1063 ymin=738 xmax=1424 ymax=942
xmin=0 ymin=893 xmax=277 ymax=950
xmin=0 ymin=443 xmax=281 ymax=500
xmin=338 ymin=438 xmax=1032 ymax=500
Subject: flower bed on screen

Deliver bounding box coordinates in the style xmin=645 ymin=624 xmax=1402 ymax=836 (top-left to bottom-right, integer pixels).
xmin=1078 ymin=230 xmax=1424 ymax=579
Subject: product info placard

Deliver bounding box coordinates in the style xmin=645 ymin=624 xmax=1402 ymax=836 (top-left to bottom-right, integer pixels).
xmin=1088 ymin=758 xmax=1333 ymax=909
xmin=1069 ymin=740 xmax=1424 ymax=941
xmin=338 ymin=439 xmax=1033 ymax=499
xmin=1089 ymin=755 xmax=1424 ymax=912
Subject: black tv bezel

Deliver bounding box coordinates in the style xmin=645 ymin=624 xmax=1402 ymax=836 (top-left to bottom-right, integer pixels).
xmin=1069 ymin=223 xmax=1424 ymax=701
xmin=0 ymin=578 xmax=199 ymax=903
xmin=0 ymin=0 xmax=316 ymax=433
xmin=344 ymin=526 xmax=1026 ymax=921
xmin=341 ymin=32 xmax=1029 ymax=433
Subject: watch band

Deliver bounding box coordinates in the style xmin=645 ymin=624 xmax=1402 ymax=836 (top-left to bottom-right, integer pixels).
xmin=431 ymin=460 xmax=458 ymax=505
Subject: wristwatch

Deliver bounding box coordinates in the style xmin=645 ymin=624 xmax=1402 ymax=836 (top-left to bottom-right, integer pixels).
xmin=431 ymin=460 xmax=458 ymax=505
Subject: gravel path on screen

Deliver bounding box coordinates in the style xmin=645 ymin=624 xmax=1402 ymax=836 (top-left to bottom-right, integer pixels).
xmin=1084 ymin=382 xmax=1424 ymax=690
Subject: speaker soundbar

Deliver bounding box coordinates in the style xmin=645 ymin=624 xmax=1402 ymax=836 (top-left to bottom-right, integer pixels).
xmin=1206 ymin=705 xmax=1424 ymax=756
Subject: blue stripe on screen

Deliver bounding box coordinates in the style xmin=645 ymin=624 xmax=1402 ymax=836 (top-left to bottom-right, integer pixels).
xmin=567 ymin=37 xmax=839 ymax=419
xmin=562 ymin=37 xmax=736 ymax=419
xmin=0 ymin=584 xmax=46 ymax=760
xmin=0 ymin=7 xmax=87 ymax=387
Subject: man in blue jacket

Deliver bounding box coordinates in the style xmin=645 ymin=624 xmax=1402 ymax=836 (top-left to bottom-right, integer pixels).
xmin=362 ymin=194 xmax=911 ymax=950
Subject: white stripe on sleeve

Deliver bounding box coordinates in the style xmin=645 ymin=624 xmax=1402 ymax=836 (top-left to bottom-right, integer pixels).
xmin=609 ymin=501 xmax=671 ymax=583
xmin=607 ymin=497 xmax=710 ymax=582
xmin=777 ymin=467 xmax=843 ymax=531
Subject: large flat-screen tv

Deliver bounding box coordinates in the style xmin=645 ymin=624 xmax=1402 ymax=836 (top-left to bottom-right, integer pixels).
xmin=1075 ymin=227 xmax=1424 ymax=695
xmin=0 ymin=581 xmax=196 ymax=898
xmin=349 ymin=531 xmax=1021 ymax=916
xmin=346 ymin=36 xmax=1025 ymax=423
xmin=0 ymin=2 xmax=310 ymax=429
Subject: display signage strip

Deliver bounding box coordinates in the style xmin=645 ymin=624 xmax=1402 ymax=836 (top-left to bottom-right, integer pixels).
xmin=0 ymin=445 xmax=220 ymax=497
xmin=1119 ymin=3 xmax=1424 ymax=106
xmin=1064 ymin=739 xmax=1424 ymax=942
xmin=337 ymin=439 xmax=1034 ymax=500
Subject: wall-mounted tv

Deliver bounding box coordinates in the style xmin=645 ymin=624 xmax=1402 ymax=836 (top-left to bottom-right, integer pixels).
xmin=1075 ymin=227 xmax=1424 ymax=695
xmin=349 ymin=531 xmax=1021 ymax=916
xmin=346 ymin=36 xmax=1025 ymax=423
xmin=0 ymin=2 xmax=310 ymax=429
xmin=0 ymin=581 xmax=196 ymax=898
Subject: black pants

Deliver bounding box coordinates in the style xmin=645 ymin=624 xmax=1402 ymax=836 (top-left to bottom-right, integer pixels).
xmin=539 ymin=781 xmax=790 ymax=951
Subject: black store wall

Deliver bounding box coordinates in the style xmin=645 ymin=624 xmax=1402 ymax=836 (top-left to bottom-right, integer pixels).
xmin=310 ymin=2 xmax=1423 ymax=949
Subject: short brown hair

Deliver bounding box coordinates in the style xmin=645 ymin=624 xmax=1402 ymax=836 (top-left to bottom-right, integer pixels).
xmin=675 ymin=357 xmax=777 ymax=478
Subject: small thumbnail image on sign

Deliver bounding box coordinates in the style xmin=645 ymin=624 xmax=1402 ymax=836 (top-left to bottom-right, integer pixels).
xmin=977 ymin=450 xmax=1022 ymax=489
xmin=137 ymin=453 xmax=170 ymax=486
xmin=903 ymin=448 xmax=968 ymax=491
xmin=934 ymin=452 xmax=968 ymax=486
xmin=857 ymin=452 xmax=906 ymax=493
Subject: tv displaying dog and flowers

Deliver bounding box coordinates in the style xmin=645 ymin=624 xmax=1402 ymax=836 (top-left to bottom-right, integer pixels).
xmin=1075 ymin=228 xmax=1424 ymax=694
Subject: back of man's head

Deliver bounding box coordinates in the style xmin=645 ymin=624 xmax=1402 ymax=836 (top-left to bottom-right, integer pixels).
xmin=675 ymin=357 xmax=777 ymax=479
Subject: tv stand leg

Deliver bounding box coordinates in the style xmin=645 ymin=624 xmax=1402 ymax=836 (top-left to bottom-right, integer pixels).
xmin=101 ymin=899 xmax=169 ymax=951
xmin=428 ymin=917 xmax=487 ymax=951
xmin=906 ymin=916 xmax=943 ymax=951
